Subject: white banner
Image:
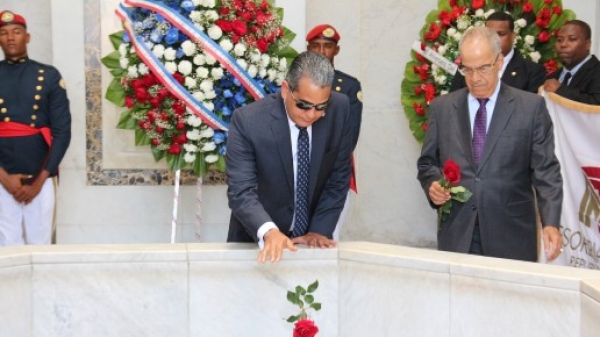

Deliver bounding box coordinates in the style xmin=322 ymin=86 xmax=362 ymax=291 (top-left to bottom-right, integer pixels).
xmin=542 ymin=91 xmax=600 ymax=269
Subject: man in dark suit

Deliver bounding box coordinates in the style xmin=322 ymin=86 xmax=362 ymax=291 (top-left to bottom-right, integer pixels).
xmin=306 ymin=24 xmax=362 ymax=240
xmin=450 ymin=12 xmax=545 ymax=94
xmin=417 ymin=27 xmax=563 ymax=262
xmin=226 ymin=51 xmax=352 ymax=262
xmin=543 ymin=20 xmax=600 ymax=105
xmin=0 ymin=11 xmax=71 ymax=245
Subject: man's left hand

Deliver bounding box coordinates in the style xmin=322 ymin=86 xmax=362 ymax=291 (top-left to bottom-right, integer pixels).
xmin=543 ymin=226 xmax=563 ymax=262
xmin=292 ymin=232 xmax=337 ymax=248
xmin=543 ymin=79 xmax=560 ymax=93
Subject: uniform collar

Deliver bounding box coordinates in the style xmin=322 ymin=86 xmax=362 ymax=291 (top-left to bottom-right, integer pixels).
xmin=5 ymin=56 xmax=29 ymax=65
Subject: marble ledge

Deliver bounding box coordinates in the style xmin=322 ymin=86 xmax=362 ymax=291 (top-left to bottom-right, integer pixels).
xmin=581 ymin=278 xmax=600 ymax=303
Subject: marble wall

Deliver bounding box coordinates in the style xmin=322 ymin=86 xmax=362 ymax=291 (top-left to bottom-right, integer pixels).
xmin=1 ymin=0 xmax=598 ymax=246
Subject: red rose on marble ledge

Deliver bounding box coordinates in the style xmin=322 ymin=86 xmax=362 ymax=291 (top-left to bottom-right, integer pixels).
xmin=293 ymin=319 xmax=319 ymax=337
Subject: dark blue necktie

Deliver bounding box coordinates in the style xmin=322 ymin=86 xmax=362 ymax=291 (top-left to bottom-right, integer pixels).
xmin=562 ymin=71 xmax=572 ymax=86
xmin=472 ymin=98 xmax=488 ymax=168
xmin=292 ymin=126 xmax=310 ymax=238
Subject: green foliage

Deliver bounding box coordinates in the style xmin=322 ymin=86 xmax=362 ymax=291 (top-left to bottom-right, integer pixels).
xmin=286 ymin=280 xmax=321 ymax=323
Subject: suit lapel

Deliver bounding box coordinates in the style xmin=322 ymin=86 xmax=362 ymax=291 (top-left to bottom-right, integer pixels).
xmin=449 ymin=90 xmax=475 ymax=168
xmin=270 ymin=97 xmax=295 ymax=193
xmin=478 ymin=84 xmax=514 ymax=171
xmin=501 ymin=55 xmax=520 ymax=87
xmin=569 ymin=56 xmax=599 ymax=88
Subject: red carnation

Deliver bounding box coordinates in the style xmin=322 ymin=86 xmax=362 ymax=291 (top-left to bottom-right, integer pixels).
xmin=215 ymin=19 xmax=233 ymax=33
xmin=538 ymin=30 xmax=551 ymax=43
xmin=471 ymin=0 xmax=485 ymax=9
xmin=544 ymin=0 xmax=553 ymax=3
xmin=293 ymin=319 xmax=319 ymax=337
xmin=422 ymin=122 xmax=429 ymax=131
xmin=414 ymin=102 xmax=426 ymax=116
xmin=552 ymin=5 xmax=562 ymax=15
xmin=256 ymin=37 xmax=269 ymax=53
xmin=125 ymin=96 xmax=135 ymax=108
xmin=414 ymin=85 xmax=423 ymax=95
xmin=151 ymin=138 xmax=161 ymax=146
xmin=424 ymin=22 xmax=442 ymax=41
xmin=260 ymin=0 xmax=269 ymax=11
xmin=219 ymin=7 xmax=229 ymax=15
xmin=232 ymin=19 xmax=248 ymax=36
xmin=172 ymin=72 xmax=184 ymax=84
xmin=544 ymin=59 xmax=558 ymax=74
xmin=523 ymin=2 xmax=533 ymax=12
xmin=168 ymin=143 xmax=181 ymax=154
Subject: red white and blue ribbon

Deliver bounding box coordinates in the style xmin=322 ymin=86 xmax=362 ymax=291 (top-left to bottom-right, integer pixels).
xmin=123 ymin=0 xmax=267 ymax=100
xmin=116 ymin=5 xmax=228 ymax=131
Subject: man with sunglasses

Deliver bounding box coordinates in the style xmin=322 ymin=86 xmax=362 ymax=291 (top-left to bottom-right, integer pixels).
xmin=226 ymin=51 xmax=353 ymax=263
xmin=449 ymin=12 xmax=545 ymax=94
xmin=417 ymin=27 xmax=563 ymax=262
xmin=306 ymin=24 xmax=362 ymax=240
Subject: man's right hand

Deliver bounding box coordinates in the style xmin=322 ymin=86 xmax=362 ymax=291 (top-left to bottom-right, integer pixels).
xmin=428 ymin=180 xmax=451 ymax=206
xmin=0 ymin=168 xmax=30 ymax=196
xmin=258 ymin=228 xmax=297 ymax=263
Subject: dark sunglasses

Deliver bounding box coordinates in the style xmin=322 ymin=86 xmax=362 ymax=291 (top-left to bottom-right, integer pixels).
xmin=290 ymin=90 xmax=329 ymax=111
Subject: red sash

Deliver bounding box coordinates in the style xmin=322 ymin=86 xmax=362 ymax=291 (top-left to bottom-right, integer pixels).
xmin=350 ymin=154 xmax=357 ymax=193
xmin=0 ymin=122 xmax=52 ymax=146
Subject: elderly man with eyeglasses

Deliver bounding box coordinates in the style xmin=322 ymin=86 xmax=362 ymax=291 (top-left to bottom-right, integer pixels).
xmin=417 ymin=27 xmax=563 ymax=263
xmin=226 ymin=51 xmax=353 ymax=263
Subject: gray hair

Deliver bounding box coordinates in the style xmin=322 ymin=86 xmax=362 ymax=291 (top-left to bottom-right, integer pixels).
xmin=285 ymin=51 xmax=334 ymax=91
xmin=459 ymin=26 xmax=502 ymax=56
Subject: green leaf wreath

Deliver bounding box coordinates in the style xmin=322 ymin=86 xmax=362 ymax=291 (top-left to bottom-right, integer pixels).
xmin=401 ymin=0 xmax=576 ymax=143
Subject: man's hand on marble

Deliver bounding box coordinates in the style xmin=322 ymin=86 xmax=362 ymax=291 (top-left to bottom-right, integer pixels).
xmin=292 ymin=232 xmax=337 ymax=249
xmin=259 ymin=228 xmax=297 ymax=263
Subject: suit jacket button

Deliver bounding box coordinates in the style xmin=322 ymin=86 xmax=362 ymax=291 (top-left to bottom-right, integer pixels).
xmin=475 ymin=177 xmax=481 ymax=182
xmin=471 ymin=205 xmax=477 ymax=211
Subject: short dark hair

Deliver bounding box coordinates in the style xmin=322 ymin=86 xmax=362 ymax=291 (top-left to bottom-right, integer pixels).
xmin=486 ymin=11 xmax=514 ymax=32
xmin=285 ymin=51 xmax=334 ymax=91
xmin=563 ymin=20 xmax=592 ymax=40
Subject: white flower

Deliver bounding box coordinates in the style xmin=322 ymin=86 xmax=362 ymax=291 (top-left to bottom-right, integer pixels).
xmin=278 ymin=58 xmax=287 ymax=72
xmin=203 ymin=0 xmax=216 ymax=8
xmin=484 ymin=9 xmax=495 ymax=18
xmin=186 ymin=129 xmax=201 ymax=140
xmin=199 ymin=128 xmax=215 ymax=138
xmin=127 ymin=65 xmax=138 ymax=78
xmin=192 ymin=0 xmax=203 ymax=6
xmin=515 ymin=18 xmax=527 ymax=28
xmin=181 ymin=40 xmax=197 ymax=57
xmin=275 ymin=73 xmax=285 ymax=85
xmin=199 ymin=79 xmax=214 ymax=92
xmin=186 ymin=112 xmax=203 ymax=127
xmin=205 ymin=154 xmax=219 ymax=163
xmin=211 ymin=67 xmax=224 ymax=80
xmin=204 ymin=101 xmax=215 ymax=111
xmin=524 ymin=35 xmax=535 ymax=45
xmin=267 ymin=69 xmax=277 ymax=81
xmin=261 ymin=54 xmax=270 ymax=68
xmin=193 ymin=54 xmax=206 ymax=65
xmin=205 ymin=90 xmax=217 ymax=100
xmin=118 ymin=43 xmax=128 ymax=57
xmin=189 ymin=11 xmax=202 ymax=23
xmin=201 ymin=142 xmax=217 ymax=152
xmin=434 ymin=75 xmax=447 ymax=85
xmin=138 ymin=63 xmax=149 ymax=75
xmin=453 ymin=32 xmax=462 ymax=41
xmin=258 ymin=67 xmax=267 ymax=79
xmin=165 ymin=61 xmax=177 ymax=73
xmin=192 ymin=91 xmax=206 ymax=101
xmin=178 ymin=60 xmax=193 ymax=76
xmin=119 ymin=57 xmax=129 ymax=69
xmin=207 ymin=25 xmax=223 ymax=40
xmin=205 ymin=53 xmax=217 ymax=65
xmin=184 ymin=152 xmax=196 ymax=163
xmin=474 ymin=20 xmax=485 ymax=27
xmin=457 ymin=19 xmax=470 ymax=31
xmin=437 ymin=45 xmax=447 ymax=56
xmin=184 ymin=76 xmax=197 ymax=89
xmin=234 ymin=43 xmax=247 ymax=57
xmin=237 ymin=59 xmax=248 ymax=70
xmin=431 ymin=64 xmax=439 ymax=71
xmin=164 ymin=47 xmax=177 ymax=61
xmin=529 ymin=51 xmax=541 ymax=63
xmin=196 ymin=66 xmax=209 ymax=78
xmin=440 ymin=90 xmax=449 ymax=96
xmin=249 ymin=49 xmax=261 ymax=63
xmin=447 ymin=28 xmax=457 ymax=37
xmin=247 ymin=64 xmax=258 ymax=78
xmin=183 ymin=143 xmax=199 ymax=152
xmin=205 ymin=10 xmax=219 ymax=21
xmin=219 ymin=39 xmax=233 ymax=52
xmin=152 ymin=44 xmax=166 ymax=59
xmin=475 ymin=9 xmax=485 ymax=17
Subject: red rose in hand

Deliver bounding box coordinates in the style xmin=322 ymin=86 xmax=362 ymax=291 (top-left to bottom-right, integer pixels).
xmin=293 ymin=319 xmax=319 ymax=337
xmin=443 ymin=159 xmax=461 ymax=185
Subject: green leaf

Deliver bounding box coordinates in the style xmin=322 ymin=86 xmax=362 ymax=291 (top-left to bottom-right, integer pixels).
xmin=193 ymin=153 xmax=207 ymax=177
xmin=449 ymin=186 xmax=465 ymax=194
xmin=151 ymin=146 xmax=166 ymax=162
xmin=287 ymin=291 xmax=300 ymax=305
xmin=453 ymin=189 xmax=473 ymax=203
xmin=100 ymin=50 xmax=122 ymax=71
xmin=309 ymin=302 xmax=322 ymax=311
xmin=214 ymin=155 xmax=226 ymax=173
xmin=296 ymin=286 xmax=306 ymax=296
xmin=286 ymin=314 xmax=301 ymax=323
xmin=116 ymin=109 xmax=135 ymax=129
xmin=166 ymin=152 xmax=185 ymax=171
xmin=307 ymin=280 xmax=319 ymax=293
xmin=304 ymin=294 xmax=314 ymax=304
xmin=105 ymin=78 xmax=126 ymax=106
xmin=134 ymin=129 xmax=150 ymax=146
xmin=108 ymin=31 xmax=124 ymax=50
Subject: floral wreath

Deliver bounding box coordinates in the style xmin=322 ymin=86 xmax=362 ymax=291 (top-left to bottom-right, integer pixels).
xmin=102 ymin=0 xmax=297 ymax=176
xmin=401 ymin=0 xmax=575 ymax=143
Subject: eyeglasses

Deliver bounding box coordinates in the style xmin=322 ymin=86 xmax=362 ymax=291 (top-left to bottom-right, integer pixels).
xmin=289 ymin=89 xmax=329 ymax=111
xmin=458 ymin=53 xmax=500 ymax=77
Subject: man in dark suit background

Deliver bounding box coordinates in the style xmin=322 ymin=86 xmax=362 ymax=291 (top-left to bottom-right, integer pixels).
xmin=417 ymin=27 xmax=563 ymax=262
xmin=226 ymin=51 xmax=352 ymax=262
xmin=450 ymin=12 xmax=545 ymax=94
xmin=543 ymin=20 xmax=600 ymax=105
